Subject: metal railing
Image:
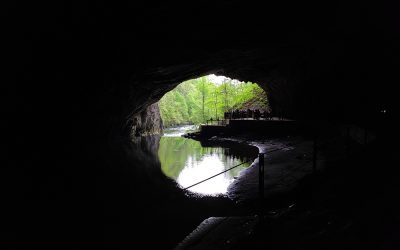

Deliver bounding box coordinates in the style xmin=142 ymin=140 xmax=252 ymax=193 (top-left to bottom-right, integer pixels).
xmin=205 ymin=119 xmax=227 ymax=126
xmin=183 ymin=160 xmax=251 ymax=190
xmin=183 ymin=142 xmax=306 ymax=192
xmin=258 ymin=153 xmax=265 ymax=198
xmin=182 ymin=135 xmax=354 ymax=197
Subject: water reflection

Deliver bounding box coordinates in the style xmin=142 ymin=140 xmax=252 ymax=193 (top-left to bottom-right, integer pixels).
xmin=158 ymin=126 xmax=257 ymax=195
xmin=162 ymin=125 xmax=198 ymax=137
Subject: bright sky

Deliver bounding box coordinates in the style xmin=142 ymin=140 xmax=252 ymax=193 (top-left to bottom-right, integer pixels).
xmin=207 ymin=74 xmax=241 ymax=85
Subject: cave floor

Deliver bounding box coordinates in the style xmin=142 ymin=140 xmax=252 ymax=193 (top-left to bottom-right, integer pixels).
xmin=174 ymin=132 xmax=398 ymax=249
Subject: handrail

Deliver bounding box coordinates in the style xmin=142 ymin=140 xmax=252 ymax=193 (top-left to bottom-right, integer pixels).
xmin=183 ymin=142 xmax=304 ymax=191
xmin=182 ymin=137 xmax=344 ymax=191
xmin=205 ymin=119 xmax=227 ymax=126
xmin=183 ymin=160 xmax=251 ymax=190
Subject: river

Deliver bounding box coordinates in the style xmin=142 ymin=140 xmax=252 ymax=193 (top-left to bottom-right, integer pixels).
xmin=158 ymin=125 xmax=258 ymax=195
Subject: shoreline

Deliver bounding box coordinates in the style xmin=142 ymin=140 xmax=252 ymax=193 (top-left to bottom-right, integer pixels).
xmin=177 ymin=123 xmax=397 ymax=250
xmin=202 ymin=135 xmax=319 ymax=205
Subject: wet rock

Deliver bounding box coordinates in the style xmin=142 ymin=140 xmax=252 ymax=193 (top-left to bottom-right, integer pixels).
xmin=130 ymin=102 xmax=163 ymax=138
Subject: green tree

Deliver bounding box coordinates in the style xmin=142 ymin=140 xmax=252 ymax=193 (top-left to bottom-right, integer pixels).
xmin=158 ymin=75 xmax=269 ymax=127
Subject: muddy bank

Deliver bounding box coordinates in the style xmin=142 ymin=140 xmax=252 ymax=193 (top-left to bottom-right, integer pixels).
xmin=232 ymin=136 xmax=398 ymax=250
xmin=181 ymin=127 xmax=399 ymax=249
xmin=201 ymin=135 xmax=319 ymax=206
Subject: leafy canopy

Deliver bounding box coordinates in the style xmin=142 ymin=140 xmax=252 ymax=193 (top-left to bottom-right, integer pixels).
xmin=158 ymin=75 xmax=269 ymax=127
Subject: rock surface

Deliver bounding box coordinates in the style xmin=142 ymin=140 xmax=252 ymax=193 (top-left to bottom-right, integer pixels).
xmin=130 ymin=102 xmax=163 ymax=138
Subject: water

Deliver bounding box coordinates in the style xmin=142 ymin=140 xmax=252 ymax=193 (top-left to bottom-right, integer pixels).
xmin=162 ymin=125 xmax=199 ymax=137
xmin=158 ymin=125 xmax=258 ymax=195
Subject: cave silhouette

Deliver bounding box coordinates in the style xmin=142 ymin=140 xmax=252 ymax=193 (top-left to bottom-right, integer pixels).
xmin=3 ymin=2 xmax=398 ymax=249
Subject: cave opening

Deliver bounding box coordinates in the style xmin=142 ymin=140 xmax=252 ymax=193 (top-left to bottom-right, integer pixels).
xmin=124 ymin=60 xmax=392 ymax=249
xmin=156 ymin=74 xmax=268 ymax=195
xmin=158 ymin=74 xmax=270 ymax=127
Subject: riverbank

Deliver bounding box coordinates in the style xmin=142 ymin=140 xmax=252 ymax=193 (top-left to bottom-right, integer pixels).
xmin=183 ymin=134 xmax=323 ymax=215
xmin=217 ymin=135 xmax=318 ymax=204
xmin=176 ymin=123 xmax=398 ymax=249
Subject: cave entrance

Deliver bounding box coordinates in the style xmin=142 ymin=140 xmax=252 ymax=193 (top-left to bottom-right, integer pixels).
xmin=157 ymin=75 xmax=267 ymax=195
xmin=158 ymin=74 xmax=270 ymax=127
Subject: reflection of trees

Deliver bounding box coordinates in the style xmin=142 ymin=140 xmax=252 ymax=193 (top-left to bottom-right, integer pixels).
xmin=158 ymin=137 xmax=258 ymax=180
xmin=158 ymin=137 xmax=201 ymax=179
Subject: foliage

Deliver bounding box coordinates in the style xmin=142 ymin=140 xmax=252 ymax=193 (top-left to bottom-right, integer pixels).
xmin=158 ymin=75 xmax=269 ymax=127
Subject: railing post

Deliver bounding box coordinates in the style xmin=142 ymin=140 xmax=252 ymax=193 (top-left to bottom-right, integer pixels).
xmin=364 ymin=128 xmax=368 ymax=146
xmin=259 ymin=153 xmax=264 ymax=199
xmin=313 ymin=135 xmax=317 ymax=173
xmin=346 ymin=125 xmax=350 ymax=159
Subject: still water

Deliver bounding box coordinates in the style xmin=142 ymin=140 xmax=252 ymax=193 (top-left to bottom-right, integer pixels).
xmin=158 ymin=125 xmax=257 ymax=195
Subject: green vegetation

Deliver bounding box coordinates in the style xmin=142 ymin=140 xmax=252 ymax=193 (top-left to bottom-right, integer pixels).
xmin=158 ymin=75 xmax=269 ymax=127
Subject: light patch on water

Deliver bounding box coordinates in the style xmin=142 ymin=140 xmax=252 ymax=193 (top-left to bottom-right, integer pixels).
xmin=177 ymin=154 xmax=232 ymax=195
xmin=163 ymin=125 xmax=198 ymax=137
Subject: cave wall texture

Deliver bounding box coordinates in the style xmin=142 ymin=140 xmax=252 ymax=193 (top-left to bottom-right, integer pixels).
xmin=2 ymin=1 xmax=398 ymax=248
xmin=130 ymin=102 xmax=163 ymax=138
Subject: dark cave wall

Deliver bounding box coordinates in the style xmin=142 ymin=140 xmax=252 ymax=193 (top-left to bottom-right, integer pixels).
xmin=2 ymin=1 xmax=398 ymax=248
xmin=4 ymin=2 xmax=397 ymax=139
xmin=4 ymin=0 xmax=395 ymax=204
xmin=18 ymin=1 xmax=391 ymax=139
xmin=120 ymin=42 xmax=393 ymax=136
